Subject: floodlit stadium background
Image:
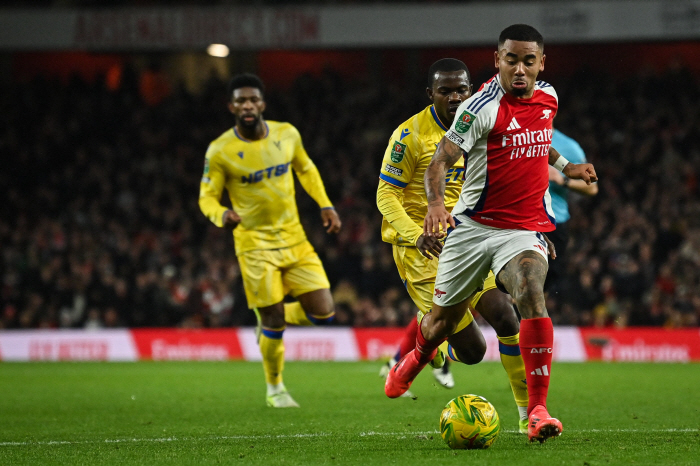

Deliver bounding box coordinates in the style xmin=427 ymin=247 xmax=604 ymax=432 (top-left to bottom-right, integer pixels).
xmin=1 ymin=0 xmax=700 ymax=361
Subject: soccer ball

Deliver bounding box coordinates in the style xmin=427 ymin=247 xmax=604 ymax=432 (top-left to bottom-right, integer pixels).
xmin=439 ymin=394 xmax=501 ymax=449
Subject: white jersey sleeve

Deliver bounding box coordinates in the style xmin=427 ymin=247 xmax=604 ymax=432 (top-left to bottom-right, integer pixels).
xmin=444 ymin=79 xmax=502 ymax=153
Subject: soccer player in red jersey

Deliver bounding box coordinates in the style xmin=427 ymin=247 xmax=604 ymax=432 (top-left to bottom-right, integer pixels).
xmin=385 ymin=24 xmax=597 ymax=443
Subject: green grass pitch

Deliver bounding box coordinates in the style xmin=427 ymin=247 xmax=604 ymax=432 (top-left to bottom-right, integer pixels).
xmin=1 ymin=361 xmax=698 ymax=465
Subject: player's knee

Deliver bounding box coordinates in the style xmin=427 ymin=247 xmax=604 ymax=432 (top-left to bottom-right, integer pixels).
xmin=298 ymin=289 xmax=334 ymax=319
xmin=489 ymin=311 xmax=520 ymax=336
xmin=309 ymin=296 xmax=334 ymax=319
xmin=258 ymin=307 xmax=285 ymax=328
xmin=478 ymin=292 xmax=519 ymax=336
xmin=452 ymin=341 xmax=486 ymax=365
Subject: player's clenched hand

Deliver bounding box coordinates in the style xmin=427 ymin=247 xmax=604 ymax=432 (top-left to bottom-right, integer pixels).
xmin=321 ymin=208 xmax=341 ymax=234
xmin=424 ymin=202 xmax=455 ymax=237
xmin=542 ymin=233 xmax=557 ymax=260
xmin=222 ymin=209 xmax=242 ymax=230
xmin=416 ymin=234 xmax=443 ymax=260
xmin=563 ymin=163 xmax=598 ymax=185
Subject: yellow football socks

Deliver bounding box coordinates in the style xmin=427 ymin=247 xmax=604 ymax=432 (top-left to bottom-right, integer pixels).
xmin=259 ymin=327 xmax=285 ymax=385
xmin=497 ymin=333 xmax=528 ymax=409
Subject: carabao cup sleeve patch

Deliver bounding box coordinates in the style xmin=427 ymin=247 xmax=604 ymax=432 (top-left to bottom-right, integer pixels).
xmin=390 ymin=140 xmax=407 ymax=163
xmin=454 ymin=110 xmax=476 ymax=133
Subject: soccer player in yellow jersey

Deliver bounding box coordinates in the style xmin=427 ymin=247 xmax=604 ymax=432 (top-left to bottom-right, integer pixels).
xmin=377 ymin=59 xmax=530 ymax=432
xmin=199 ymin=74 xmax=341 ymax=408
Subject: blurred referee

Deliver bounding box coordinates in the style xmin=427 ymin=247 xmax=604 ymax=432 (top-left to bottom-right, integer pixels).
xmin=544 ymin=129 xmax=598 ymax=295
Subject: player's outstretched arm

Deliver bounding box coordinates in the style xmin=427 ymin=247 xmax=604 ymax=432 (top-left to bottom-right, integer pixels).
xmin=424 ymin=137 xmax=462 ymax=237
xmin=562 ymin=162 xmax=598 ymax=185
xmin=548 ymin=146 xmax=598 ymax=185
xmin=549 ymin=166 xmax=599 ymax=196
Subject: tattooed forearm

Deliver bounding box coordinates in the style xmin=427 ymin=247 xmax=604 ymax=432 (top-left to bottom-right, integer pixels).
xmin=496 ymin=251 xmax=549 ymax=319
xmin=425 ymin=137 xmax=463 ymax=204
xmin=548 ymin=146 xmax=561 ymax=166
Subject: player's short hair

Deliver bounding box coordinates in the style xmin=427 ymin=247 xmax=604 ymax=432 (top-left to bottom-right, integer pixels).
xmin=498 ymin=24 xmax=544 ymax=51
xmin=227 ymin=73 xmax=265 ymax=101
xmin=427 ymin=58 xmax=471 ymax=88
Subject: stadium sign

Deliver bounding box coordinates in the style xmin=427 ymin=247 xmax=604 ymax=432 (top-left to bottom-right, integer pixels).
xmin=2 ymin=2 xmax=700 ymax=50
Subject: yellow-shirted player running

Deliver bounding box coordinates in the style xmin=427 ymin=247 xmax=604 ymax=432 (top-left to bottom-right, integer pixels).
xmin=199 ymin=74 xmax=341 ymax=408
xmin=377 ymin=59 xmax=530 ymax=432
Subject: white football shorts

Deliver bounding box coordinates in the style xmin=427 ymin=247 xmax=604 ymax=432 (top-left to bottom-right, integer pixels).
xmin=432 ymin=215 xmax=549 ymax=307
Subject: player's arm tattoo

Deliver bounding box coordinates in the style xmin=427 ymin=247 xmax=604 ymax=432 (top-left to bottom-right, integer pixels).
xmin=496 ymin=251 xmax=549 ymax=319
xmin=548 ymin=146 xmax=562 ymax=166
xmin=425 ymin=138 xmax=463 ymax=204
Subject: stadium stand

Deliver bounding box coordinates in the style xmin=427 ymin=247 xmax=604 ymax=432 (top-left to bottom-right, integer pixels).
xmin=1 ymin=61 xmax=698 ymax=329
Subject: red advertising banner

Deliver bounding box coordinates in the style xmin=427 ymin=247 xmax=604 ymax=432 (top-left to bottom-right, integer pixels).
xmin=2 ymin=327 xmax=699 ymax=362
xmin=0 ymin=330 xmax=137 ymax=361
xmin=131 ymin=328 xmax=243 ymax=361
xmin=579 ymin=328 xmax=700 ymax=362
xmin=353 ymin=328 xmax=406 ymax=360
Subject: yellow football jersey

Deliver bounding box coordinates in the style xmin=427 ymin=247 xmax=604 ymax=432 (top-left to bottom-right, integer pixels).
xmin=199 ymin=121 xmax=333 ymax=254
xmin=379 ymin=105 xmax=465 ymax=245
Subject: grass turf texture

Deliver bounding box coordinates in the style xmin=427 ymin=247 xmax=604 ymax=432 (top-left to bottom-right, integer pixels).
xmin=1 ymin=362 xmax=698 ymax=465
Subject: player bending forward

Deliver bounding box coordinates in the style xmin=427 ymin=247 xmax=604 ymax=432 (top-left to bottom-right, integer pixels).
xmin=385 ymin=25 xmax=597 ymax=443
xmin=199 ymin=74 xmax=341 ymax=408
xmin=377 ymin=58 xmax=535 ymax=433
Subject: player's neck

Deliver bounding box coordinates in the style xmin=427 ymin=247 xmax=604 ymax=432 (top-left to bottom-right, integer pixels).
xmin=235 ymin=120 xmax=267 ymax=141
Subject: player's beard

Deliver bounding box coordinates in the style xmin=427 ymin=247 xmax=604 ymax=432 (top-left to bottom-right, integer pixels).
xmin=510 ymin=85 xmax=528 ymax=97
xmin=237 ymin=114 xmax=260 ymax=128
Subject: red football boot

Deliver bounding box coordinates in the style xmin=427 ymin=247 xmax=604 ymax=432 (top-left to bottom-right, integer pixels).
xmin=384 ymin=349 xmax=434 ymax=398
xmin=527 ymin=405 xmax=563 ymax=443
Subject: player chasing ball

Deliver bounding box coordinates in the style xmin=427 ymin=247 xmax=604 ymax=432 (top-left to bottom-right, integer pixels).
xmin=199 ymin=74 xmax=341 ymax=408
xmin=385 ymin=24 xmax=598 ymax=443
xmin=377 ymin=58 xmax=555 ymax=433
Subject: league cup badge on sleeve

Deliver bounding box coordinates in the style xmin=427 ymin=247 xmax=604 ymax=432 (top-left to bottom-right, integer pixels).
xmin=390 ymin=141 xmax=407 ymax=163
xmin=455 ymin=110 xmax=476 ymax=133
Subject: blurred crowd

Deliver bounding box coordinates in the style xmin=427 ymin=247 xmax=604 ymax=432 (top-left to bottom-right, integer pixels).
xmin=1 ymin=59 xmax=699 ymax=330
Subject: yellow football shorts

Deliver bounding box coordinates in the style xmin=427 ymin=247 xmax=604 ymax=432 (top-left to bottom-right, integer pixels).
xmin=238 ymin=241 xmax=330 ymax=308
xmin=392 ymin=245 xmax=497 ymax=333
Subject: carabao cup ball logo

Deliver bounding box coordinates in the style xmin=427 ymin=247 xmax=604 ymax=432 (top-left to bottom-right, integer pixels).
xmin=439 ymin=394 xmax=501 ymax=450
xmin=455 ymin=110 xmax=476 ymax=133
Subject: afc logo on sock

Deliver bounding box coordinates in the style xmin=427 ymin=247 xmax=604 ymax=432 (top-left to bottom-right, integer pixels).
xmin=530 ymin=347 xmax=553 ymax=353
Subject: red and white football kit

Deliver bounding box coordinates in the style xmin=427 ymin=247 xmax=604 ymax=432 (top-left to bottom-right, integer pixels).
xmin=389 ymin=75 xmax=563 ymax=441
xmin=433 ymin=74 xmax=558 ymax=307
